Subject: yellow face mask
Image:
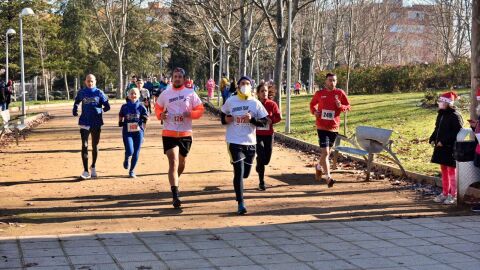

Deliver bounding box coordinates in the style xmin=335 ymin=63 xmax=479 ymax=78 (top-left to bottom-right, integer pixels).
xmin=237 ymin=85 xmax=252 ymax=100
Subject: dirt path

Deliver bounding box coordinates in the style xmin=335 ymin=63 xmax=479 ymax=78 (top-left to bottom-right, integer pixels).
xmin=0 ymin=104 xmax=468 ymax=236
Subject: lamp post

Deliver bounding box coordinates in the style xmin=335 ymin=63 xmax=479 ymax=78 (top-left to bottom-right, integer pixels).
xmin=5 ymin=28 xmax=16 ymax=82
xmin=160 ymin=43 xmax=168 ymax=75
xmin=285 ymin=0 xmax=292 ymax=133
xmin=212 ymin=27 xmax=222 ymax=106
xmin=19 ymin=8 xmax=34 ymax=124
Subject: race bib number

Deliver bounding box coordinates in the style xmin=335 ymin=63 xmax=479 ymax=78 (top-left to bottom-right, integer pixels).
xmin=321 ymin=110 xmax=335 ymax=121
xmin=127 ymin=123 xmax=140 ymax=132
xmin=173 ymin=115 xmax=184 ymax=124
xmin=234 ymin=116 xmax=250 ymax=126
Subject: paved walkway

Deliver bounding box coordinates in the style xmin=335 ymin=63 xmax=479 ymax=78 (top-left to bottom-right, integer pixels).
xmin=1 ymin=216 xmax=480 ymax=270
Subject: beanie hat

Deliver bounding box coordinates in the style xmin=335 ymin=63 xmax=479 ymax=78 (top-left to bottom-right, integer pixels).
xmin=237 ymin=75 xmax=252 ymax=86
xmin=438 ymin=91 xmax=458 ymax=105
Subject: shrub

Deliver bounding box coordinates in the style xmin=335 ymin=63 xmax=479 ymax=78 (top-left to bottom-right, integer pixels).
xmin=315 ymin=59 xmax=470 ymax=94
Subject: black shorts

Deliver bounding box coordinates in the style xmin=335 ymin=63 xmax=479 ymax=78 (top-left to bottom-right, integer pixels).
xmin=317 ymin=129 xmax=338 ymax=148
xmin=228 ymin=143 xmax=256 ymax=164
xmin=162 ymin=136 xmax=192 ymax=157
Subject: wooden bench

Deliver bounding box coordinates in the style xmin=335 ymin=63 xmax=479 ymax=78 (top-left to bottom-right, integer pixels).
xmin=332 ymin=126 xmax=406 ymax=181
xmin=0 ymin=110 xmax=26 ymax=145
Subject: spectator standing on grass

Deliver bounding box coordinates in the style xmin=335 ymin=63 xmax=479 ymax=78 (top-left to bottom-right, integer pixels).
xmin=310 ymin=73 xmax=351 ymax=188
xmin=5 ymin=80 xmax=13 ymax=110
xmin=206 ymin=78 xmax=215 ymax=100
xmin=0 ymin=79 xmax=6 ymax=111
xmin=429 ymin=91 xmax=463 ymax=205
xmin=294 ymin=81 xmax=301 ymax=95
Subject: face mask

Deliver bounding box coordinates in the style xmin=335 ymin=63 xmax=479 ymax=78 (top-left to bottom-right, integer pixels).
xmin=240 ymin=85 xmax=252 ymax=96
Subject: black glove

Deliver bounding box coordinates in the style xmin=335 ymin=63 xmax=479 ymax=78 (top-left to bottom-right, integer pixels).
xmin=118 ymin=121 xmax=123 ymax=127
xmin=72 ymin=110 xmax=78 ymax=117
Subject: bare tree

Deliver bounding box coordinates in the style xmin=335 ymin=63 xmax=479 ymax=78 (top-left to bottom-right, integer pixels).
xmin=90 ymin=0 xmax=129 ymax=98
xmin=253 ymin=0 xmax=316 ymax=104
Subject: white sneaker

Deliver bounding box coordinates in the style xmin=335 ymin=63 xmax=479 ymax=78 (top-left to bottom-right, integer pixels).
xmin=433 ymin=194 xmax=448 ymax=203
xmin=90 ymin=167 xmax=97 ymax=178
xmin=80 ymin=171 xmax=91 ymax=179
xmin=443 ymin=195 xmax=457 ymax=205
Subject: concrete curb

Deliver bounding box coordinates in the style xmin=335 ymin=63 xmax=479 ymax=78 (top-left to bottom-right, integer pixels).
xmin=202 ymin=98 xmax=440 ymax=186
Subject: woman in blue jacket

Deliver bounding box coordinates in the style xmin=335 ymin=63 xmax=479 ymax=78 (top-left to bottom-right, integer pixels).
xmin=72 ymin=74 xmax=111 ymax=179
xmin=119 ymin=88 xmax=148 ymax=178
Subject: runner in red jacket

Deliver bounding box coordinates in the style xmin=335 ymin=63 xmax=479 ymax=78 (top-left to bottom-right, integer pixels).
xmin=256 ymin=84 xmax=282 ymax=191
xmin=309 ymin=73 xmax=350 ymax=187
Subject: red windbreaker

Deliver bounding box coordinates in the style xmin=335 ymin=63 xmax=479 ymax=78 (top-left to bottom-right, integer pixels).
xmin=256 ymin=99 xmax=282 ymax=136
xmin=309 ymin=88 xmax=350 ymax=132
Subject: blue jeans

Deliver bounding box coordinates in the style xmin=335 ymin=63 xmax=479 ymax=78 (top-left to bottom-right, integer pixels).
xmin=123 ymin=131 xmax=144 ymax=172
xmin=0 ymin=103 xmax=6 ymax=111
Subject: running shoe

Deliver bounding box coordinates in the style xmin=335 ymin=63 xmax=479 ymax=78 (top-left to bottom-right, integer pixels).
xmin=237 ymin=203 xmax=247 ymax=215
xmin=443 ymin=195 xmax=457 ymax=205
xmin=80 ymin=171 xmax=91 ymax=180
xmin=471 ymin=205 xmax=480 ymax=213
xmin=123 ymin=157 xmax=129 ymax=170
xmin=327 ymin=177 xmax=336 ymax=188
xmin=129 ymin=171 xmax=136 ymax=178
xmin=433 ymin=193 xmax=447 ymax=203
xmin=259 ymin=183 xmax=266 ymax=191
xmin=173 ymin=198 xmax=182 ymax=209
xmin=90 ymin=167 xmax=97 ymax=178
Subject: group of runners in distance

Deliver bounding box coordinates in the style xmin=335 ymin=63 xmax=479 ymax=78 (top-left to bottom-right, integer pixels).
xmin=72 ymin=69 xmax=351 ymax=215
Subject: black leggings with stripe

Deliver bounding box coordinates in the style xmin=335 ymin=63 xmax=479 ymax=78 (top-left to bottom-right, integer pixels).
xmin=80 ymin=127 xmax=101 ymax=171
xmin=228 ymin=143 xmax=256 ymax=202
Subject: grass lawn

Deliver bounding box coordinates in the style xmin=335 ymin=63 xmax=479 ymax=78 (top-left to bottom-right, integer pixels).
xmin=275 ymin=89 xmax=471 ymax=176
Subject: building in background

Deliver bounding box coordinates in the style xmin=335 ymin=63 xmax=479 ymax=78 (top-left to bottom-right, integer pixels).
xmin=385 ymin=0 xmax=438 ymax=65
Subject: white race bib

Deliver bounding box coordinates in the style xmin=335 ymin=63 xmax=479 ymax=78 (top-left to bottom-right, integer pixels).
xmin=234 ymin=116 xmax=250 ymax=127
xmin=321 ymin=109 xmax=335 ymax=121
xmin=127 ymin=123 xmax=140 ymax=132
xmin=173 ymin=114 xmax=184 ymax=125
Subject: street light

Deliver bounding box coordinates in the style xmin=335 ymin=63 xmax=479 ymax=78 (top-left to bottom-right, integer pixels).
xmin=5 ymin=28 xmax=16 ymax=83
xmin=19 ymin=7 xmax=34 ymax=124
xmin=160 ymin=43 xmax=168 ymax=76
xmin=285 ymin=1 xmax=292 ymax=133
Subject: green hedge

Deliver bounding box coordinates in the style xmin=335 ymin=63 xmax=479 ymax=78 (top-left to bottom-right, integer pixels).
xmin=316 ymin=59 xmax=470 ymax=94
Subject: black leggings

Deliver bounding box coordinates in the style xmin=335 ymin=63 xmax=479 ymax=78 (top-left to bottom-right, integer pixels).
xmin=228 ymin=143 xmax=256 ymax=202
xmin=80 ymin=127 xmax=101 ymax=171
xmin=256 ymin=135 xmax=273 ymax=185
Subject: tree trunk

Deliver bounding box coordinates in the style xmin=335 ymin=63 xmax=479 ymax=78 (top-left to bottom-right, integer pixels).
xmin=308 ymin=56 xmax=315 ymax=94
xmin=471 ymin=0 xmax=480 ymax=120
xmin=273 ymin=43 xmax=287 ymax=105
xmin=74 ymin=76 xmax=78 ymax=96
xmin=117 ymin=49 xmax=124 ymax=99
xmin=224 ymin=43 xmax=230 ymax=78
xmin=64 ymin=72 xmax=70 ymax=100
xmin=209 ymin=43 xmax=215 ymax=79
